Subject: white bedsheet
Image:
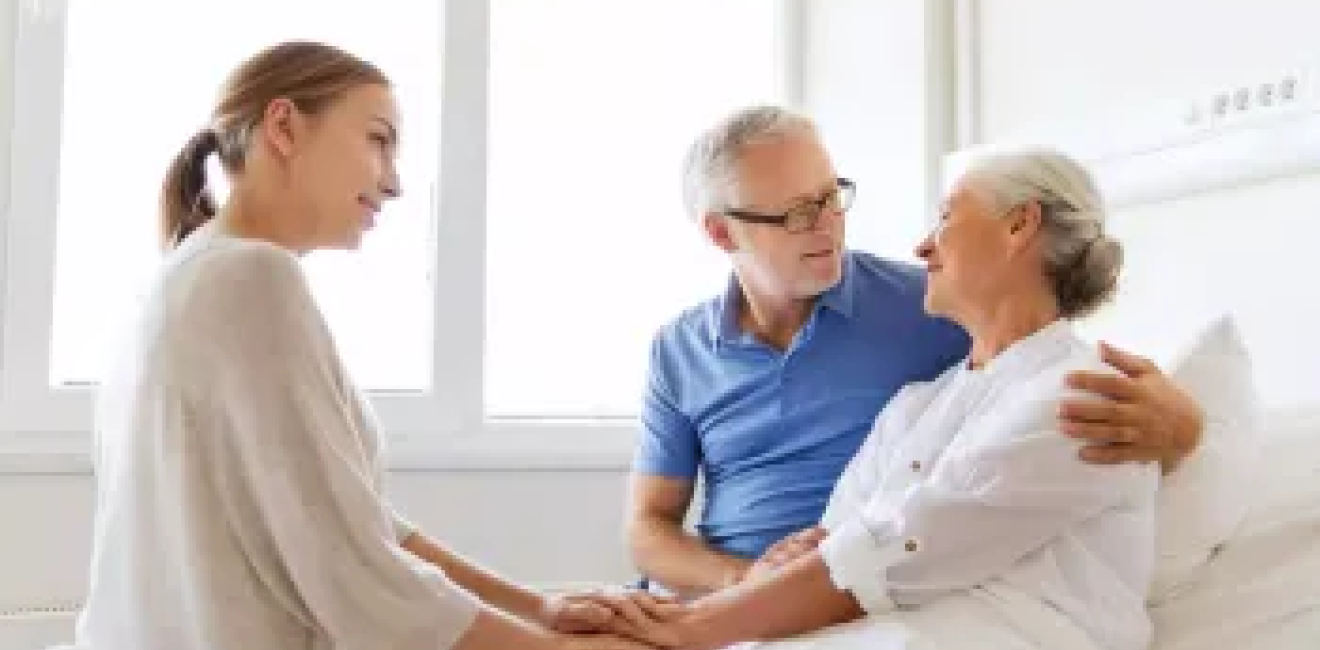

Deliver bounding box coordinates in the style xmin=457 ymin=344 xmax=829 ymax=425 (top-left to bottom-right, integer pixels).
xmin=1149 ymin=517 xmax=1320 ymax=649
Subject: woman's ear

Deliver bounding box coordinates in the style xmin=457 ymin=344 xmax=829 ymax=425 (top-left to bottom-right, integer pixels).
xmin=259 ymin=97 xmax=302 ymax=161
xmin=1009 ymin=200 xmax=1044 ymax=238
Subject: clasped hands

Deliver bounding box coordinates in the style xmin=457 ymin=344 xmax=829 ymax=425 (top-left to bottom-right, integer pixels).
xmin=540 ymin=587 xmax=687 ymax=649
xmin=541 ymin=526 xmax=828 ymax=650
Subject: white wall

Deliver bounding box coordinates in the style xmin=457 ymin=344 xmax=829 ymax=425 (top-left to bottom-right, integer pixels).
xmin=972 ymin=0 xmax=1320 ymax=407
xmin=804 ymin=0 xmax=955 ymax=263
xmin=0 ymin=6 xmax=11 ymax=230
xmin=0 ymin=470 xmax=634 ymax=613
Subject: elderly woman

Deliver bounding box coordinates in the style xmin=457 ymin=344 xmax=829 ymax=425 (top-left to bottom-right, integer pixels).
xmin=600 ymin=149 xmax=1158 ymax=650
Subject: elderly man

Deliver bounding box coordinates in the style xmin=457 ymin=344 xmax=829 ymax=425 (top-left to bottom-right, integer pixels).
xmin=627 ymin=105 xmax=1202 ymax=598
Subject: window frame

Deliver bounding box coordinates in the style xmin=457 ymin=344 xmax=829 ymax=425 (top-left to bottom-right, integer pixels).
xmin=0 ymin=0 xmax=803 ymax=471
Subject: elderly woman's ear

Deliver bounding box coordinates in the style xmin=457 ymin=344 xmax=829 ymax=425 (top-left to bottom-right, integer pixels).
xmin=1016 ymin=201 xmax=1040 ymax=230
xmin=1006 ymin=200 xmax=1045 ymax=246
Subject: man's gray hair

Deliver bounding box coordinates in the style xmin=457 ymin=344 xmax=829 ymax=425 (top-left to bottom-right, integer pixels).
xmin=681 ymin=105 xmax=817 ymax=221
xmin=961 ymin=148 xmax=1123 ymax=319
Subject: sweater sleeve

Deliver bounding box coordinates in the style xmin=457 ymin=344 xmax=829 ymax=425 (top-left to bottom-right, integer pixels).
xmin=181 ymin=241 xmax=480 ymax=650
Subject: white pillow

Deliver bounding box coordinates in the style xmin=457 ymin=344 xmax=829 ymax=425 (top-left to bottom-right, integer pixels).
xmin=1238 ymin=406 xmax=1320 ymax=534
xmin=1148 ymin=406 xmax=1320 ymax=650
xmin=1149 ymin=315 xmax=1262 ymax=603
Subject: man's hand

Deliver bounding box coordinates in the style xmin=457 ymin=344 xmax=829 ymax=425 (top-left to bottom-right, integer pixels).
xmin=744 ymin=527 xmax=827 ymax=583
xmin=1061 ymin=342 xmax=1204 ymax=473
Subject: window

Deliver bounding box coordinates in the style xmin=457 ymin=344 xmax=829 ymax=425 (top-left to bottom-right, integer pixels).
xmin=50 ymin=0 xmax=440 ymax=391
xmin=1 ymin=0 xmax=794 ymax=462
xmin=485 ymin=0 xmax=788 ymax=418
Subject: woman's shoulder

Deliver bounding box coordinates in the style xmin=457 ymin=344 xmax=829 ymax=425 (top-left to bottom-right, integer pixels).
xmin=173 ymin=232 xmax=305 ymax=296
xmin=161 ymin=232 xmax=316 ymax=337
xmin=993 ymin=337 xmax=1113 ymax=432
xmin=1035 ymin=337 xmax=1113 ymax=396
xmin=187 ymin=233 xmax=300 ymax=281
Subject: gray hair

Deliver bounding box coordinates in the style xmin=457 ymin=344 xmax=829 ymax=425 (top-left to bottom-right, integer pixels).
xmin=961 ymin=148 xmax=1122 ymax=319
xmin=681 ymin=105 xmax=817 ymax=221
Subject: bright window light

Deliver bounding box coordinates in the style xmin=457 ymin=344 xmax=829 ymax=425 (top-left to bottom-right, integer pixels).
xmin=51 ymin=0 xmax=440 ymax=390
xmin=485 ymin=0 xmax=785 ymax=417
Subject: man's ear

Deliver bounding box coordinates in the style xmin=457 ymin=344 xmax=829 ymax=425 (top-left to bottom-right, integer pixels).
xmin=703 ymin=213 xmax=738 ymax=253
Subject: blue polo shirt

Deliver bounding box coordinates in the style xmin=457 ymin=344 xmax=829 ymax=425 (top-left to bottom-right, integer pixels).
xmin=635 ymin=250 xmax=969 ymax=559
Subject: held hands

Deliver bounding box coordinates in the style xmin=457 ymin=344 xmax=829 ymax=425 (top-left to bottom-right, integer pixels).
xmin=540 ymin=588 xmax=689 ymax=649
xmin=594 ymin=588 xmax=692 ymax=649
xmin=592 ymin=527 xmax=828 ymax=650
xmin=541 ymin=591 xmax=620 ymax=634
xmin=541 ymin=591 xmax=659 ymax=650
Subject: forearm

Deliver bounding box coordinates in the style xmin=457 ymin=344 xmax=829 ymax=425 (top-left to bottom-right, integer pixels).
xmin=680 ymin=551 xmax=863 ymax=650
xmin=402 ymin=531 xmax=546 ymax=623
xmin=629 ymin=516 xmax=750 ymax=598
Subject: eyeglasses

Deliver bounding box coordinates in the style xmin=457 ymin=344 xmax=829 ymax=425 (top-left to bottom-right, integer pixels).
xmin=723 ymin=178 xmax=856 ymax=234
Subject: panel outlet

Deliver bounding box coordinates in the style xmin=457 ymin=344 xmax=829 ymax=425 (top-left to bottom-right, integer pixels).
xmin=954 ymin=61 xmax=1320 ymax=210
xmin=1185 ymin=66 xmax=1314 ymax=131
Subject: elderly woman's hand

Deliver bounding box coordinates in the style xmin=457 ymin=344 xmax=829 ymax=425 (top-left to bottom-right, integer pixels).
xmin=1060 ymin=342 xmax=1204 ymax=473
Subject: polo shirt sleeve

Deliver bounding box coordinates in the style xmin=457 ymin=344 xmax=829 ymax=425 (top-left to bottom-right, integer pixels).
xmin=633 ymin=332 xmax=699 ymax=479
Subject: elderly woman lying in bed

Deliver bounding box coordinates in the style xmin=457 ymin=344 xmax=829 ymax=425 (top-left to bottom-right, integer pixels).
xmin=595 ymin=148 xmax=1160 ymax=650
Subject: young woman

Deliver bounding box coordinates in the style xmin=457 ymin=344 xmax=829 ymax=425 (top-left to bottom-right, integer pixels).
xmin=68 ymin=41 xmax=648 ymax=650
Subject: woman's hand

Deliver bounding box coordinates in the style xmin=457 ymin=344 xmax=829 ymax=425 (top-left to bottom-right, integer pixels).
xmin=539 ymin=591 xmax=621 ymax=634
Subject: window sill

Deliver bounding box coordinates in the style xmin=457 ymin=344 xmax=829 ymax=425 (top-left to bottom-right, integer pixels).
xmin=385 ymin=424 xmax=637 ymax=472
xmin=0 ymin=424 xmax=638 ymax=475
